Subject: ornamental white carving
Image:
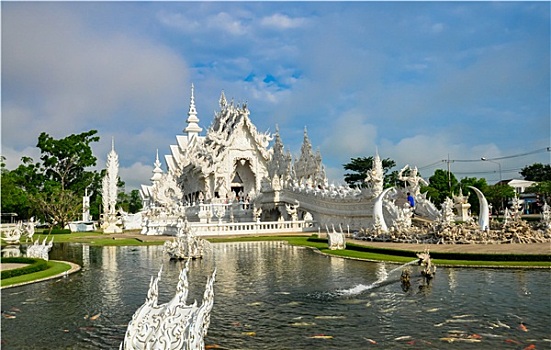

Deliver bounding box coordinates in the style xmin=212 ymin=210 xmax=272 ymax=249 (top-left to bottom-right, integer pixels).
xmin=120 ymin=261 xmax=216 ymax=350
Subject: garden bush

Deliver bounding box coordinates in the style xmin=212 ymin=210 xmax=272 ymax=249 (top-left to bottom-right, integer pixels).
xmin=1 ymin=257 xmax=48 ymax=279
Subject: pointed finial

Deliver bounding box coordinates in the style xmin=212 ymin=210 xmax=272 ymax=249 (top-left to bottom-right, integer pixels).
xmin=219 ymin=90 xmax=227 ymax=108
xmin=111 ymin=136 xmax=115 ymax=151
xmin=184 ymin=83 xmax=202 ymax=136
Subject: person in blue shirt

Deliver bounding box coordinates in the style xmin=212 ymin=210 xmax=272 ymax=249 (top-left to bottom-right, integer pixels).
xmin=407 ymin=192 xmax=415 ymax=208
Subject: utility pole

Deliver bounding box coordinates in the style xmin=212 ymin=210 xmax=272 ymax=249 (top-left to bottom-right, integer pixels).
xmin=442 ymin=155 xmax=454 ymax=194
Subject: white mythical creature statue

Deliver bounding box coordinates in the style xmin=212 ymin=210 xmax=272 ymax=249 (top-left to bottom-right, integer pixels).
xmin=416 ymin=249 xmax=436 ymax=278
xmin=120 ymin=261 xmax=216 ymax=350
xmin=1 ymin=223 xmax=23 ymax=244
xmin=22 ymin=218 xmax=36 ymax=241
xmin=326 ymin=224 xmax=346 ymax=250
xmin=364 ymin=153 xmax=384 ymax=197
xmin=413 ymin=192 xmax=441 ymax=221
xmin=439 ymin=197 xmax=456 ymax=227
xmin=26 ymin=237 xmax=54 ymax=261
xmin=285 ymin=200 xmax=300 ymax=221
xmin=398 ymin=164 xmax=428 ymax=195
xmin=253 ymin=205 xmax=262 ymax=222
xmin=163 ymin=219 xmax=208 ymax=260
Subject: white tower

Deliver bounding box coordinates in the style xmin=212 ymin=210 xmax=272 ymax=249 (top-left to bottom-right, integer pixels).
xmin=184 ymin=84 xmax=202 ymax=139
xmin=102 ymin=137 xmax=122 ymax=233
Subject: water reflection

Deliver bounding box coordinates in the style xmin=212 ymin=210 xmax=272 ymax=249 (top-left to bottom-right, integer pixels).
xmin=2 ymin=242 xmax=550 ymax=350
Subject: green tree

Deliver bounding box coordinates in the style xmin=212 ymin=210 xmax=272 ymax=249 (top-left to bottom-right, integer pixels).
xmin=37 ymin=130 xmax=100 ymax=192
xmin=0 ymin=156 xmax=46 ymax=221
xmin=2 ymin=130 xmax=101 ymax=227
xmin=128 ymin=189 xmax=143 ymax=213
xmin=424 ymin=169 xmax=458 ymax=207
xmin=32 ymin=187 xmax=82 ymax=229
xmin=343 ymin=156 xmax=396 ymax=188
xmin=527 ymin=181 xmax=551 ymax=207
xmin=520 ymin=163 xmax=551 ymax=181
xmin=1 ymin=157 xmax=32 ymax=220
xmin=484 ymin=183 xmax=516 ymax=216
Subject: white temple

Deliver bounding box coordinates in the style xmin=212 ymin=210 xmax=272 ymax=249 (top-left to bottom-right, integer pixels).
xmin=138 ymin=85 xmax=437 ymax=235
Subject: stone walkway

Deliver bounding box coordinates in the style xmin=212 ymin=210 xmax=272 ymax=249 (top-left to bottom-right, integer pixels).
xmin=0 ymin=263 xmax=29 ymax=271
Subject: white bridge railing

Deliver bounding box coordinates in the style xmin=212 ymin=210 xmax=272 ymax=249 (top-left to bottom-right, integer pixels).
xmin=189 ymin=220 xmax=317 ymax=236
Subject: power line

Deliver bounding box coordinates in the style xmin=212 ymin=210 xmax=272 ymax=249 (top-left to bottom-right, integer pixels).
xmin=417 ymin=146 xmax=549 ymax=169
xmin=443 ymin=147 xmax=550 ymax=163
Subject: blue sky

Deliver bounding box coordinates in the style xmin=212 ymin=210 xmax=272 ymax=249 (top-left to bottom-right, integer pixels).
xmin=2 ymin=1 xmax=550 ymax=190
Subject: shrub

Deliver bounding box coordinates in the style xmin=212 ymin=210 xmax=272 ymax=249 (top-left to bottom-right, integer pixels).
xmin=49 ymin=228 xmax=71 ymax=235
xmin=1 ymin=257 xmax=48 ymax=279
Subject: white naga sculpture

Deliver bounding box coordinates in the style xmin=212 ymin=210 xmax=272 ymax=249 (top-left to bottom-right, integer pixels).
xmin=120 ymin=261 xmax=216 ymax=350
xmin=163 ymin=219 xmax=208 ymax=260
xmin=102 ymin=138 xmax=122 ymax=233
xmin=26 ymin=237 xmax=54 ymax=261
xmin=326 ymin=224 xmax=346 ymax=250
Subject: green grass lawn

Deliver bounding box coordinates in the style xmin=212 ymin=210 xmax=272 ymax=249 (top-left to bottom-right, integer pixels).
xmin=1 ymin=260 xmax=73 ymax=288
xmin=29 ymin=231 xmax=164 ymax=246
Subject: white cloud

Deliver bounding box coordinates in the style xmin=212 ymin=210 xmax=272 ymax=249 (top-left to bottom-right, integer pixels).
xmin=320 ymin=111 xmax=378 ymax=160
xmin=208 ymin=12 xmax=247 ymax=36
xmin=156 ymin=11 xmax=200 ymax=32
xmin=2 ymin=4 xmax=188 ymax=150
xmin=260 ymin=13 xmax=309 ymax=29
xmin=1 ymin=146 xmax=41 ymax=170
xmin=119 ymin=162 xmax=154 ymax=191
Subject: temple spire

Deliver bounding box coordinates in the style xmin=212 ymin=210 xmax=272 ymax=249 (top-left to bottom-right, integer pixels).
xmin=184 ymin=83 xmax=202 ymax=138
xmin=219 ymin=90 xmax=227 ymax=108
xmin=151 ymin=149 xmax=163 ymax=182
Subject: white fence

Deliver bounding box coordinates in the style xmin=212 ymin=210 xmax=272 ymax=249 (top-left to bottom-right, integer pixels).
xmin=189 ymin=220 xmax=317 ymax=236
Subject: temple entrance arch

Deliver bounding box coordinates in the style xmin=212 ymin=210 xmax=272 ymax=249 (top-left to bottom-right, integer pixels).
xmin=232 ymin=158 xmax=256 ymax=200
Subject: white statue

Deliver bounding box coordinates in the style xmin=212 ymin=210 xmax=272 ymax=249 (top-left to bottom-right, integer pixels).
xmin=1 ymin=222 xmax=22 ymax=244
xmin=327 ymin=224 xmax=346 ymax=250
xmin=120 ymin=261 xmax=216 ymax=350
xmin=26 ymin=237 xmax=54 ymax=261
xmin=541 ymin=202 xmax=551 ymax=229
xmin=440 ymin=197 xmax=456 ymax=227
xmin=364 ymin=152 xmax=384 ymax=197
xmin=398 ymin=164 xmax=428 ymax=195
xmin=285 ymin=200 xmax=300 ymax=221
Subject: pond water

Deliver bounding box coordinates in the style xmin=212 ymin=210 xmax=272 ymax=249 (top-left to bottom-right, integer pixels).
xmin=2 ymin=242 xmax=550 ymax=349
